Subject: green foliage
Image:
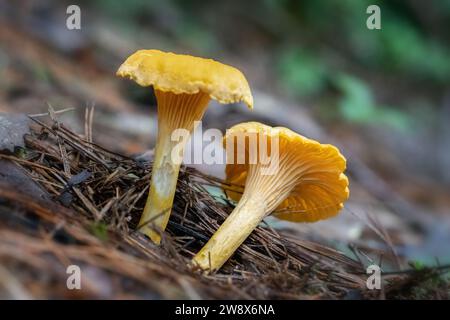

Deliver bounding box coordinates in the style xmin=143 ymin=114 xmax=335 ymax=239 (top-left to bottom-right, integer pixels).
xmin=410 ymin=260 xmax=426 ymax=271
xmin=89 ymin=222 xmax=109 ymax=241
xmin=334 ymin=74 xmax=410 ymax=132
xmin=334 ymin=73 xmax=374 ymax=123
xmin=277 ymin=48 xmax=327 ymax=97
xmin=379 ymin=19 xmax=450 ymax=82
xmin=298 ymin=0 xmax=450 ymax=83
xmin=92 ymin=0 xmax=448 ymax=129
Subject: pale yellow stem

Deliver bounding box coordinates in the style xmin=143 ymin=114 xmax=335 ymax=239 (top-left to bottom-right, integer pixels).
xmin=138 ymin=132 xmax=182 ymax=244
xmin=138 ymin=90 xmax=210 ymax=244
xmin=192 ymin=156 xmax=303 ymax=272
xmin=192 ymin=194 xmax=267 ymax=272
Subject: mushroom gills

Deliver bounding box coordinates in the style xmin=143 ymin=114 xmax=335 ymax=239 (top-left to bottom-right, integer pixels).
xmin=192 ymin=159 xmax=300 ymax=271
xmin=192 ymin=122 xmax=349 ymax=272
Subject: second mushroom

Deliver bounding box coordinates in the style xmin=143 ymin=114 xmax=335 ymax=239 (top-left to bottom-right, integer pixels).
xmin=192 ymin=122 xmax=349 ymax=272
xmin=117 ymin=50 xmax=253 ymax=244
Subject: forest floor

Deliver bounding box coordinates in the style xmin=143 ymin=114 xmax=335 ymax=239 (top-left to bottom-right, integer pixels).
xmin=0 ymin=2 xmax=449 ymax=299
xmin=0 ymin=110 xmax=448 ymax=299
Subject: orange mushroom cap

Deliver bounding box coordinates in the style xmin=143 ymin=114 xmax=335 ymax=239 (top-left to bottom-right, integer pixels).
xmin=224 ymin=122 xmax=349 ymax=222
xmin=116 ymin=49 xmax=253 ymax=108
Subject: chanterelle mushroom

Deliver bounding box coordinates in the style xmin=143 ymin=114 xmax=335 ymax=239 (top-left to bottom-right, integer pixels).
xmin=192 ymin=122 xmax=349 ymax=272
xmin=117 ymin=50 xmax=253 ymax=244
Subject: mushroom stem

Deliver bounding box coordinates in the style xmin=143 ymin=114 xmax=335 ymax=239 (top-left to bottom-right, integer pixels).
xmin=193 ymin=159 xmax=299 ymax=272
xmin=192 ymin=193 xmax=267 ymax=271
xmin=138 ymin=90 xmax=210 ymax=244
xmin=138 ymin=132 xmax=182 ymax=243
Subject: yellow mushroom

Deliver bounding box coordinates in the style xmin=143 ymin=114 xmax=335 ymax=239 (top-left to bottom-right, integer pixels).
xmin=117 ymin=50 xmax=253 ymax=244
xmin=192 ymin=122 xmax=349 ymax=272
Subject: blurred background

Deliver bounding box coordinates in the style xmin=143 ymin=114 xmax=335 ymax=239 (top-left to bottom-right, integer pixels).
xmin=0 ymin=0 xmax=449 ymax=269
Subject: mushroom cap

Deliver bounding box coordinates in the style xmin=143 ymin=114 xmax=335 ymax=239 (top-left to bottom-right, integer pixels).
xmin=224 ymin=122 xmax=349 ymax=222
xmin=117 ymin=49 xmax=253 ymax=108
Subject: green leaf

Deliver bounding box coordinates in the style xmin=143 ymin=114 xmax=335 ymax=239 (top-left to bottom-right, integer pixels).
xmin=334 ymin=73 xmax=375 ymax=122
xmin=89 ymin=222 xmax=109 ymax=241
xmin=334 ymin=73 xmax=411 ymax=132
xmin=277 ymin=48 xmax=327 ymax=97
